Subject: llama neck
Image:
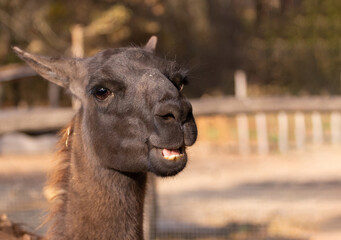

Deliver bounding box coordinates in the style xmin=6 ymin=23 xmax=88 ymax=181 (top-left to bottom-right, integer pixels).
xmin=49 ymin=117 xmax=147 ymax=240
xmin=65 ymin=166 xmax=147 ymax=240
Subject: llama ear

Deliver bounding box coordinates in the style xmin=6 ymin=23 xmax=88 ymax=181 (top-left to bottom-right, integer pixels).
xmin=12 ymin=46 xmax=78 ymax=88
xmin=144 ymin=36 xmax=158 ymax=52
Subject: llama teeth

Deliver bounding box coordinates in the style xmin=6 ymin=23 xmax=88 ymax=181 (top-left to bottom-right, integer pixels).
xmin=164 ymin=155 xmax=175 ymax=161
xmin=164 ymin=154 xmax=183 ymax=161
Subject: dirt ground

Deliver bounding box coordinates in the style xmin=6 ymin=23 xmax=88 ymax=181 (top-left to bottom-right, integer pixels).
xmin=157 ymin=142 xmax=341 ymax=240
xmin=0 ymin=142 xmax=341 ymax=239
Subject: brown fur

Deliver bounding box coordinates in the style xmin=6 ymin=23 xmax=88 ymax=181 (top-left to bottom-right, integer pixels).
xmin=43 ymin=119 xmax=74 ymax=238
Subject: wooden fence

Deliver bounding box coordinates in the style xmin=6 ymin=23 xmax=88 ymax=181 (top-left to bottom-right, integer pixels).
xmin=191 ymin=96 xmax=341 ymax=154
xmin=1 ymin=95 xmax=341 ymax=155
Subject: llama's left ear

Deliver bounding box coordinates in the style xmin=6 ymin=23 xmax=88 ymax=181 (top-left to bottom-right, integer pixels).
xmin=12 ymin=46 xmax=79 ymax=89
xmin=144 ymin=36 xmax=158 ymax=52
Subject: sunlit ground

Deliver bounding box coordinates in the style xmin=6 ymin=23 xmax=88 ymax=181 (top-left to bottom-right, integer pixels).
xmin=1 ymin=142 xmax=341 ymax=240
xmin=157 ymin=142 xmax=341 ymax=240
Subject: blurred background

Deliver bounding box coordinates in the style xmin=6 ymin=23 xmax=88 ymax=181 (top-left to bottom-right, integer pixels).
xmin=0 ymin=0 xmax=341 ymax=240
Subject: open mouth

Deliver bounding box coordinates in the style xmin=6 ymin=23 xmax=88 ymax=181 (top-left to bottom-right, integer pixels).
xmin=161 ymin=148 xmax=184 ymax=161
xmin=148 ymin=146 xmax=187 ymax=176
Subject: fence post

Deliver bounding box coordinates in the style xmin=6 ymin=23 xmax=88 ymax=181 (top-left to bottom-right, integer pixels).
xmin=144 ymin=174 xmax=158 ymax=240
xmin=255 ymin=113 xmax=268 ymax=155
xmin=71 ymin=24 xmax=85 ymax=58
xmin=48 ymin=83 xmax=60 ymax=108
xmin=295 ymin=112 xmax=305 ymax=149
xmin=312 ymin=111 xmax=323 ymax=145
xmin=235 ymin=70 xmax=249 ymax=154
xmin=278 ymin=111 xmax=289 ymax=153
xmin=237 ymin=114 xmax=250 ymax=154
xmin=331 ymin=112 xmax=341 ymax=144
xmin=71 ymin=24 xmax=84 ymax=110
xmin=0 ymin=85 xmax=3 ymax=107
xmin=234 ymin=70 xmax=247 ymax=99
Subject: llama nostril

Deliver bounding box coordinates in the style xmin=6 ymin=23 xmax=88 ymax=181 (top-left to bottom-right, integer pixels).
xmin=184 ymin=111 xmax=193 ymax=123
xmin=154 ymin=102 xmax=181 ymax=122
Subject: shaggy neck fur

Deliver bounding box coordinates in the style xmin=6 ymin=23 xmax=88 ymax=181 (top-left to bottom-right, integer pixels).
xmin=45 ymin=111 xmax=147 ymax=240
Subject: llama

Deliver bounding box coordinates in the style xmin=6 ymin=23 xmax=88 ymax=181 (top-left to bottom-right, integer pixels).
xmin=12 ymin=36 xmax=197 ymax=240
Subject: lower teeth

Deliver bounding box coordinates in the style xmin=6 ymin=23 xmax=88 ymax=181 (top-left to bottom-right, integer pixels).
xmin=164 ymin=154 xmax=182 ymax=161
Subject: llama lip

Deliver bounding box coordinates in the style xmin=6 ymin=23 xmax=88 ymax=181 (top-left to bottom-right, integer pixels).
xmin=148 ymin=147 xmax=188 ymax=176
xmin=162 ymin=148 xmax=184 ymax=161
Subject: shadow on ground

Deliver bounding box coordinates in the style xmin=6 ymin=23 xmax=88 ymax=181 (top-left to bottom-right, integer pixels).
xmin=164 ymin=179 xmax=341 ymax=201
xmin=156 ymin=221 xmax=307 ymax=240
xmin=0 ymin=173 xmax=48 ymax=236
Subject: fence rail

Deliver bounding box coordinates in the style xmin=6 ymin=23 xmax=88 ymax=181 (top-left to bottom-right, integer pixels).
xmin=0 ymin=65 xmax=37 ymax=83
xmin=0 ymin=108 xmax=74 ymax=134
xmin=1 ymin=96 xmax=341 ymax=134
xmin=191 ymin=96 xmax=341 ymax=115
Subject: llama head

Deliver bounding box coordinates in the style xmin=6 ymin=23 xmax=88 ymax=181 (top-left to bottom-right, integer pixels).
xmin=13 ymin=37 xmax=197 ymax=177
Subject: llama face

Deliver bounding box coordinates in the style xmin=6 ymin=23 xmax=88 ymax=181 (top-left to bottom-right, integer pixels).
xmin=13 ymin=38 xmax=197 ymax=177
xmin=82 ymin=48 xmax=197 ymax=176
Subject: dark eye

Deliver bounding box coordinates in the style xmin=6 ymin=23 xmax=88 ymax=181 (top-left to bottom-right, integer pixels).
xmin=162 ymin=113 xmax=176 ymax=121
xmin=93 ymin=87 xmax=112 ymax=101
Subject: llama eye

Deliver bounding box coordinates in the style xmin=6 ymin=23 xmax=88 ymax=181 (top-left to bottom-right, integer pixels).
xmin=93 ymin=87 xmax=112 ymax=101
xmin=162 ymin=113 xmax=176 ymax=121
